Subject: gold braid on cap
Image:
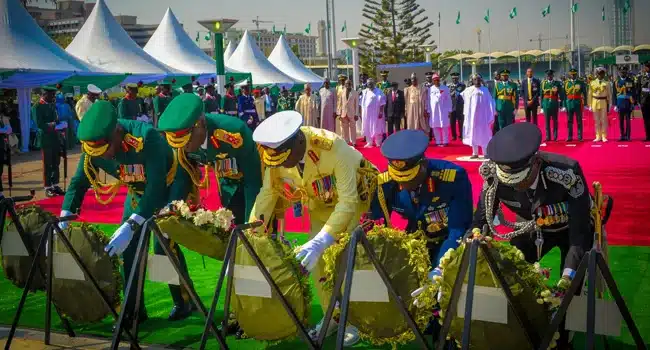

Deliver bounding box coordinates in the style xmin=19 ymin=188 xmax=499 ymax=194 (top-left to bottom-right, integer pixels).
xmin=387 ymin=162 xmax=421 ymax=182
xmin=262 ymin=147 xmax=291 ymax=167
xmin=165 ymin=128 xmax=209 ymax=189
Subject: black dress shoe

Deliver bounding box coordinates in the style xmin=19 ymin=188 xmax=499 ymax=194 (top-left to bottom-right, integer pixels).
xmin=52 ymin=186 xmax=66 ymax=196
xmin=168 ymin=304 xmax=193 ymax=321
xmin=45 ymin=188 xmax=57 ymax=198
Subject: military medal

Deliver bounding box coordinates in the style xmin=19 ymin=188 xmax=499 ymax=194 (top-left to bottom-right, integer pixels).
xmin=293 ymin=202 xmax=303 ymax=218
xmin=535 ymin=230 xmax=544 ymax=261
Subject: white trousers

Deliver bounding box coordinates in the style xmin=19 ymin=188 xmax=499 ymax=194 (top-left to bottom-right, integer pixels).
xmin=433 ymin=127 xmax=449 ymax=145
xmin=339 ymin=117 xmax=357 ymax=144
xmin=471 ymin=144 xmax=487 ymax=156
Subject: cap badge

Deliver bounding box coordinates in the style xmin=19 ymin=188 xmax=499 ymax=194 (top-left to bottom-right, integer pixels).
xmin=390 ymin=160 xmax=406 ymax=169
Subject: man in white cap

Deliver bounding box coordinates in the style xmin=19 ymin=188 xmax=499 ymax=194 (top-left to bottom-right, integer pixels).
xmin=360 ymin=78 xmax=386 ymax=148
xmin=250 ymin=111 xmax=379 ymax=346
xmin=76 ymin=84 xmax=101 ymax=122
xmin=427 ymin=73 xmax=452 ymax=146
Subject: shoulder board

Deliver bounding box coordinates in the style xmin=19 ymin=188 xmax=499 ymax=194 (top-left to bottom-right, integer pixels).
xmin=544 ymin=166 xmax=585 ymax=198
xmin=123 ymin=133 xmax=144 ymax=153
xmin=309 ymin=130 xmax=333 ymax=150
xmin=377 ymin=172 xmax=391 ymax=185
xmin=479 ymin=161 xmax=496 ymax=181
xmin=213 ymin=129 xmax=243 ymax=148
xmin=430 ymin=169 xmax=457 ymax=182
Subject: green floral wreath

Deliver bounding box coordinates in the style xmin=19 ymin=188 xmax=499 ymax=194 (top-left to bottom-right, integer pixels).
xmin=321 ymin=226 xmax=436 ymax=349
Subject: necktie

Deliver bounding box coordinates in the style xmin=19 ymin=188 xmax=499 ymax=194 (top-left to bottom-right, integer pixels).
xmin=393 ymin=91 xmax=396 ymax=102
xmin=528 ymin=79 xmax=532 ymax=101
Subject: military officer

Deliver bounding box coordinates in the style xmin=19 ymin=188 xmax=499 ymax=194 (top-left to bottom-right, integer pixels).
xmin=222 ymin=82 xmax=238 ymax=116
xmin=60 ymin=101 xmax=194 ymax=327
xmin=424 ymin=71 xmax=433 ymax=88
xmin=448 ymin=72 xmax=466 ymax=141
xmin=563 ymin=68 xmax=587 ymax=142
xmin=614 ymin=66 xmax=636 ymax=141
xmin=277 ymin=87 xmax=292 ymax=112
xmin=336 ymin=74 xmax=348 ymax=112
xmin=118 ymin=83 xmax=147 ymax=120
xmin=379 ymin=70 xmax=391 ymax=94
xmin=237 ymin=82 xmax=258 ymax=130
xmin=203 ymin=84 xmax=221 ymax=114
xmin=540 ymin=69 xmax=564 ymax=142
xmin=33 ymin=87 xmax=66 ymax=197
xmin=494 ymin=69 xmax=519 ymax=131
xmin=636 ymin=62 xmax=650 ymax=141
xmin=588 ymin=67 xmax=613 ymax=142
xmin=251 ymin=111 xmax=380 ymax=346
xmin=153 ymin=83 xmax=173 ymax=128
xmin=182 ymin=82 xmax=194 ymax=94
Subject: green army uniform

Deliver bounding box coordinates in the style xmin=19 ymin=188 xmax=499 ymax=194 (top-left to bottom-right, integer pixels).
xmin=153 ymin=92 xmax=173 ymax=127
xmin=32 ymin=87 xmax=61 ymax=191
xmin=203 ymin=93 xmax=221 ymax=114
xmin=118 ymin=84 xmax=147 ymax=120
xmin=541 ymin=77 xmax=564 ymax=141
xmin=63 ymin=101 xmax=192 ymax=322
xmin=564 ymin=71 xmax=588 ymax=141
xmin=379 ymin=70 xmax=391 ymax=95
xmin=222 ymin=93 xmax=237 ymax=116
xmin=277 ymin=95 xmax=292 ymax=112
xmin=494 ymin=70 xmax=519 ymax=131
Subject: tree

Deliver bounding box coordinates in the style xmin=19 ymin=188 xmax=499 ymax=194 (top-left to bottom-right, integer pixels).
xmin=359 ymin=0 xmax=434 ymax=74
xmin=51 ymin=34 xmax=73 ymax=48
xmin=290 ymin=44 xmax=304 ymax=63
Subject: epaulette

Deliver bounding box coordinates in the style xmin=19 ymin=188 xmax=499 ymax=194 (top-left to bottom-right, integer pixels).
xmin=377 ymin=172 xmax=391 ymax=185
xmin=213 ymin=129 xmax=243 ymax=148
xmin=430 ymin=168 xmax=457 ymax=182
xmin=309 ymin=130 xmax=333 ymax=150
xmin=123 ymin=133 xmax=143 ymax=153
xmin=544 ymin=166 xmax=585 ymax=199
xmin=479 ymin=161 xmax=496 ymax=181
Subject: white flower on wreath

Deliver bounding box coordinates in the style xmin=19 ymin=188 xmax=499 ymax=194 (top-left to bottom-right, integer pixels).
xmin=193 ymin=208 xmax=214 ymax=226
xmin=213 ymin=208 xmax=234 ymax=230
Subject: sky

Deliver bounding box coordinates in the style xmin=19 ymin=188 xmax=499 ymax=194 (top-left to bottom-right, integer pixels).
xmin=99 ymin=0 xmax=650 ymax=52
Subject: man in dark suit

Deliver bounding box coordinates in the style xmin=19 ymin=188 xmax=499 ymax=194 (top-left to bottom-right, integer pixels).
xmin=385 ymin=82 xmax=405 ymax=135
xmin=521 ymin=68 xmax=541 ymax=125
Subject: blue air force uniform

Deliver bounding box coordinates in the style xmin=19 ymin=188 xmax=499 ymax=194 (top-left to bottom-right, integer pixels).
xmin=237 ymin=88 xmax=259 ymax=130
xmin=614 ymin=66 xmax=636 ymax=141
xmin=369 ymin=130 xmax=473 ymax=267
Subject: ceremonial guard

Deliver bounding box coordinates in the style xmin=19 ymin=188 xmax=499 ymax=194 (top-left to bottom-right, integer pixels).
xmin=277 ymin=87 xmax=292 ymax=112
xmin=540 ymin=69 xmax=564 ymax=142
xmin=33 ymin=87 xmax=65 ymax=197
xmin=614 ymin=66 xmax=636 ymax=141
xmin=471 ymin=122 xmax=592 ymax=347
xmin=118 ymin=83 xmax=147 ymax=120
xmin=588 ymin=67 xmax=613 ymax=142
xmin=237 ymin=83 xmax=258 ymax=129
xmin=153 ymin=83 xmax=173 ymax=128
xmin=60 ymin=101 xmax=194 ymax=329
xmin=222 ymin=82 xmax=238 ymax=116
xmin=250 ymin=111 xmax=379 ymax=346
xmin=521 ymin=68 xmax=541 ymax=125
xmin=563 ymin=68 xmax=587 ymax=142
xmin=203 ymin=84 xmax=221 ymax=114
xmin=379 ymin=70 xmax=391 ymax=94
xmin=494 ymin=69 xmax=519 ymax=131
xmin=636 ymin=62 xmax=650 ymax=141
xmin=448 ymin=72 xmax=466 ymax=141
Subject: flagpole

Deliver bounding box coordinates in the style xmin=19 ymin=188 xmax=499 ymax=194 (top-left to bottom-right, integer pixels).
xmin=346 ymin=26 xmax=350 ymax=78
xmin=517 ymin=17 xmax=522 ymax=81
xmin=577 ymin=13 xmax=581 ymax=75
xmin=548 ymin=12 xmax=552 ymax=69
xmin=488 ymin=22 xmax=492 ymax=79
xmin=460 ymin=32 xmax=463 ymax=81
xmin=331 ymin=0 xmax=338 ymax=77
xmin=438 ymin=12 xmax=441 ymax=71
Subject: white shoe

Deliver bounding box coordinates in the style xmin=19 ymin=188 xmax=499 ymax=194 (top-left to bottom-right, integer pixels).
xmin=602 ymin=137 xmax=608 ymax=142
xmin=343 ymin=325 xmax=360 ymax=347
xmin=363 ymin=143 xmax=373 ymax=149
xmin=308 ymin=317 xmax=338 ymax=341
xmin=593 ymin=137 xmax=601 ymax=142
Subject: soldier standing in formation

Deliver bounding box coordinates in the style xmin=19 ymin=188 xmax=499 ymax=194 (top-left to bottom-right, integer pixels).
xmin=564 ymin=68 xmax=587 ymax=142
xmin=118 ymin=83 xmax=147 ymax=120
xmin=540 ymin=69 xmax=563 ymax=142
xmin=203 ymin=84 xmax=221 ymax=114
xmin=153 ymin=83 xmax=173 ymax=128
xmin=636 ymin=62 xmax=650 ymax=141
xmin=276 ymin=87 xmax=292 ymax=112
xmin=494 ymin=69 xmax=519 ymax=132
xmin=614 ymin=66 xmax=635 ymax=141
xmin=448 ymin=72 xmax=466 ymax=141
xmin=33 ymin=87 xmax=66 ymax=197
xmin=588 ymin=67 xmax=612 ymax=143
xmin=379 ymin=70 xmax=391 ymax=94
xmin=237 ymin=83 xmax=258 ymax=129
xmin=222 ymin=82 xmax=238 ymax=116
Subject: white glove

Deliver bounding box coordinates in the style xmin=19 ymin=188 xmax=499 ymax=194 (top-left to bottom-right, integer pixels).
xmin=539 ymin=109 xmax=544 ymax=115
xmin=295 ymin=231 xmax=335 ymax=271
xmin=561 ymin=107 xmax=566 ymax=112
xmin=411 ymin=267 xmax=442 ymax=307
xmin=55 ymin=121 xmax=68 ymax=131
xmin=613 ymin=106 xmax=618 ymax=112
xmin=58 ymin=210 xmax=73 ymax=230
xmin=587 ymin=106 xmax=592 ymax=112
xmin=104 ymin=214 xmax=144 ymax=256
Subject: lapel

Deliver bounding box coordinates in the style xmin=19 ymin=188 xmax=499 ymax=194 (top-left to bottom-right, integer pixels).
xmin=398 ymin=189 xmax=416 ymax=218
xmin=300 ymin=130 xmax=317 ymax=187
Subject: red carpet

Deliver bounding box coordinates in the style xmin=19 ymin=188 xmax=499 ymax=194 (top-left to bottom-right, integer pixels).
xmin=31 ymin=112 xmax=650 ymax=246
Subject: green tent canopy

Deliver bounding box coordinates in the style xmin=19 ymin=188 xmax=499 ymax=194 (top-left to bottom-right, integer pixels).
xmin=47 ymin=73 xmax=130 ymax=95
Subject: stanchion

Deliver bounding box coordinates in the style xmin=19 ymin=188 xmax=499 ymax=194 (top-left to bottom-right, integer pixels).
xmin=198 ymin=220 xmax=317 ymax=350
xmin=317 ymin=226 xmax=431 ymax=350
xmin=436 ymin=226 xmax=540 ymax=350
xmin=110 ymin=217 xmax=227 ymax=350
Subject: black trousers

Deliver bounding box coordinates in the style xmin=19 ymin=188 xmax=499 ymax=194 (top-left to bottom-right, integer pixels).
xmin=42 ymin=142 xmax=60 ymax=187
xmin=386 ymin=116 xmax=402 ymax=135
xmin=525 ymin=103 xmax=539 ymax=125
xmin=641 ymin=103 xmax=650 ymax=140
xmin=567 ymin=108 xmax=583 ymax=141
xmin=618 ymin=109 xmax=632 ymax=140
xmin=544 ymin=108 xmax=559 ymax=141
xmin=450 ymin=109 xmax=464 ymax=139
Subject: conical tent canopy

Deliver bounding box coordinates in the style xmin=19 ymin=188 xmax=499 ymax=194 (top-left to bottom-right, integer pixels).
xmin=223 ymin=41 xmax=236 ymax=64
xmin=66 ymin=0 xmax=178 ymax=81
xmin=268 ymin=35 xmax=323 ymax=89
xmin=226 ymin=30 xmax=294 ymax=87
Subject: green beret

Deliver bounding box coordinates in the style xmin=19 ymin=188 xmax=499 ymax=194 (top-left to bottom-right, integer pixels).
xmin=500 ymin=69 xmax=511 ymax=75
xmin=77 ymin=101 xmax=117 ymax=142
xmin=158 ymin=93 xmax=204 ymax=132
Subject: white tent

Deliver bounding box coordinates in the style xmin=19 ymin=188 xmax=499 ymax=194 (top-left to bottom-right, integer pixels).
xmin=226 ymin=30 xmax=294 ymax=87
xmin=268 ymin=35 xmax=324 ymax=89
xmin=223 ymin=41 xmax=236 ymax=65
xmin=66 ymin=0 xmax=178 ymax=82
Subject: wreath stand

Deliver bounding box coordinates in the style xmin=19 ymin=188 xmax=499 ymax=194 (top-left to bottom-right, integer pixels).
xmin=317 ymin=226 xmax=431 ymax=350
xmin=435 ymin=225 xmax=542 ymax=350
xmin=110 ymin=217 xmax=227 ymax=349
xmin=0 ymin=194 xmax=139 ymax=350
xmin=198 ymin=220 xmax=318 ymax=350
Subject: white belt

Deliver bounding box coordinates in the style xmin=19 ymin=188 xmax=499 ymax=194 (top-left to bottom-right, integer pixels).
xmin=244 ymin=109 xmax=256 ymax=113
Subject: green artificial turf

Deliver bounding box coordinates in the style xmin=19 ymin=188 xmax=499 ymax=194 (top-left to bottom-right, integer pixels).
xmin=0 ymin=223 xmax=648 ymax=349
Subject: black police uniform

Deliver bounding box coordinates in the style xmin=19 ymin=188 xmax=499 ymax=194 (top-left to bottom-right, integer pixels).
xmin=473 ymin=123 xmax=593 ymax=275
xmin=614 ymin=67 xmax=636 ymax=141
xmin=448 ymin=73 xmax=466 ymax=140
xmin=636 ymin=65 xmax=650 ymax=141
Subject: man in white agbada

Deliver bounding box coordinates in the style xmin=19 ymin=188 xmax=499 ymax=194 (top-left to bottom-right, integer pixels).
xmin=75 ymin=84 xmax=101 ymax=121
xmin=319 ymin=79 xmax=337 ymax=132
xmin=295 ymin=83 xmax=320 ymax=127
xmin=360 ymin=79 xmax=386 ymax=148
xmin=427 ymin=74 xmax=452 ymax=146
xmin=462 ymin=74 xmax=495 ymax=158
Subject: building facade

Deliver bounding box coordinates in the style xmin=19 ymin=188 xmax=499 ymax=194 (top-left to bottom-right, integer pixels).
xmin=222 ymin=29 xmax=317 ymax=58
xmin=610 ymin=0 xmax=635 ymax=46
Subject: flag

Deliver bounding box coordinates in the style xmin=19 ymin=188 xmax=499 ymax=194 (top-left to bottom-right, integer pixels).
xmin=509 ymin=7 xmax=517 ymax=19
xmin=305 ymin=22 xmax=311 ymax=34
xmin=623 ymin=0 xmax=630 ymax=13
xmin=283 ymin=25 xmax=287 ymax=35
xmin=456 ymin=11 xmax=461 ymax=24
xmin=438 ymin=12 xmax=441 ymax=27
xmin=195 ymin=31 xmax=200 ymax=42
xmin=272 ymin=25 xmax=276 ymax=34
xmin=602 ymin=5 xmax=606 ymax=21
xmin=341 ymin=21 xmax=347 ymax=33
xmin=541 ymin=5 xmax=550 ymax=17
xmin=204 ymin=33 xmax=211 ymax=41
xmin=571 ymin=3 xmax=579 ymax=13
xmin=484 ymin=9 xmax=490 ymax=24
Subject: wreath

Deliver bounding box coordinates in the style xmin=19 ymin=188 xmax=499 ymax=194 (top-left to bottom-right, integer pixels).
xmin=231 ymin=232 xmax=312 ymax=342
xmin=421 ymin=232 xmax=561 ymax=349
xmin=51 ymin=224 xmax=122 ymax=323
xmin=321 ymin=226 xmax=435 ymax=349
xmin=1 ymin=206 xmax=54 ymax=291
xmin=156 ymin=200 xmax=234 ymax=260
